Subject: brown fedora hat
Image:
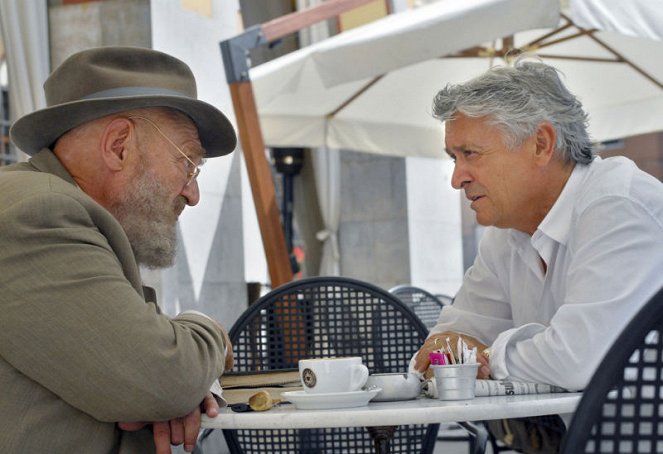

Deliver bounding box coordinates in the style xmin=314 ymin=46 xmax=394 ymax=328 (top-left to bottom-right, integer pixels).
xmin=10 ymin=46 xmax=237 ymax=157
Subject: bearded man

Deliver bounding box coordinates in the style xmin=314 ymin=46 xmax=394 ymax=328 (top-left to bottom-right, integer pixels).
xmin=0 ymin=47 xmax=236 ymax=454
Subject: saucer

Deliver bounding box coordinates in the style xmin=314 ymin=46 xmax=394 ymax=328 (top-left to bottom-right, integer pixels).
xmin=282 ymin=388 xmax=381 ymax=410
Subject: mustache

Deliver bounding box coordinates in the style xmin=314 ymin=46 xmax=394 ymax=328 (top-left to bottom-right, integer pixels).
xmin=174 ymin=196 xmax=187 ymax=217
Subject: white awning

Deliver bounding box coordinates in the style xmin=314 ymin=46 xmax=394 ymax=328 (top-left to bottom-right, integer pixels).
xmin=250 ymin=0 xmax=663 ymax=158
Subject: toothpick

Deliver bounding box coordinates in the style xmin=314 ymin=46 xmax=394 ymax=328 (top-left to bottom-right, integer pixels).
xmin=445 ymin=337 xmax=456 ymax=364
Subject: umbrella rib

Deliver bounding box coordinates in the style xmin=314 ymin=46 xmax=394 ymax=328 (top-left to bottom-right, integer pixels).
xmin=527 ymin=29 xmax=595 ymax=50
xmin=549 ymin=13 xmax=663 ymax=90
xmin=585 ymin=32 xmax=663 ymax=90
xmin=504 ymin=14 xmax=662 ymax=91
xmin=448 ymin=46 xmax=498 ymax=58
xmin=447 ymin=23 xmax=582 ymax=59
xmin=326 ymin=75 xmax=384 ymax=118
xmin=529 ymin=14 xmax=662 ymax=90
xmin=535 ymin=54 xmax=620 ymax=63
xmin=524 ymin=21 xmax=575 ymax=49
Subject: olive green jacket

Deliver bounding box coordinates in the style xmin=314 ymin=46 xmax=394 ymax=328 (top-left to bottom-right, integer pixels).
xmin=0 ymin=150 xmax=227 ymax=453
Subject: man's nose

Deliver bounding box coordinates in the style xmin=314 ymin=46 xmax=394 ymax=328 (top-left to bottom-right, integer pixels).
xmin=181 ymin=179 xmax=200 ymax=206
xmin=450 ymin=162 xmax=472 ymax=190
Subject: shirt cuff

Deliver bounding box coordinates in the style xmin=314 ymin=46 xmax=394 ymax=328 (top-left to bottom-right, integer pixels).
xmin=180 ymin=310 xmax=213 ymax=321
xmin=209 ymin=379 xmax=227 ymax=407
xmin=490 ymin=323 xmax=544 ymax=379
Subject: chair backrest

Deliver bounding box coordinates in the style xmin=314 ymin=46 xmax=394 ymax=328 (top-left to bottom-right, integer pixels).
xmin=560 ymin=286 xmax=663 ymax=453
xmin=389 ymin=285 xmax=448 ymax=330
xmin=434 ymin=293 xmax=454 ymax=306
xmin=223 ymin=276 xmax=439 ymax=454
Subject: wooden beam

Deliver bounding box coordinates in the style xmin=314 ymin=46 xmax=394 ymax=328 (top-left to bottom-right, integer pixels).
xmin=261 ymin=0 xmax=376 ymax=42
xmin=221 ymin=0 xmax=383 ymax=287
xmin=229 ymin=81 xmax=294 ymax=287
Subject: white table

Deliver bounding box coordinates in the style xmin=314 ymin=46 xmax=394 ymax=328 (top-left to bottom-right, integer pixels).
xmin=203 ymin=393 xmax=582 ymax=453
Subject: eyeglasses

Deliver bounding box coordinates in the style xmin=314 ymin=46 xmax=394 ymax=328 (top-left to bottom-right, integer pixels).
xmin=128 ymin=115 xmax=203 ymax=186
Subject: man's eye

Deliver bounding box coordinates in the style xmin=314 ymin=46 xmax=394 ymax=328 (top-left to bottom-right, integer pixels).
xmin=462 ymin=150 xmax=480 ymax=159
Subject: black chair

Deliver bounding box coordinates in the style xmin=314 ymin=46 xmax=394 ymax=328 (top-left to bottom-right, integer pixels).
xmin=435 ymin=294 xmax=454 ymax=307
xmin=561 ymin=286 xmax=663 ymax=453
xmin=213 ymin=276 xmax=440 ymax=453
xmin=389 ymin=285 xmax=449 ymax=330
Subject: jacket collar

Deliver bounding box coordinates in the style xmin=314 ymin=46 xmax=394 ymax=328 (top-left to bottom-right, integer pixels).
xmin=29 ymin=148 xmax=78 ymax=186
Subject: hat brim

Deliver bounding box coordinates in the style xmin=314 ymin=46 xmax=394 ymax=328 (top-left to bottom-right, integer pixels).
xmin=10 ymin=95 xmax=237 ymax=157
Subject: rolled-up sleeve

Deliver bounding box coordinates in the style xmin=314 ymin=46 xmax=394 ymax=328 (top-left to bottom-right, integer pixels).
xmin=490 ymin=196 xmax=663 ymax=390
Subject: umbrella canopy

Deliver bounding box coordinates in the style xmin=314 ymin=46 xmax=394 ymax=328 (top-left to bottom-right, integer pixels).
xmin=570 ymin=0 xmax=663 ymax=41
xmin=250 ymin=0 xmax=663 ymax=159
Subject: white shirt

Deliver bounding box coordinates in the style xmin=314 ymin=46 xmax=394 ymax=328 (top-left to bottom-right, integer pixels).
xmin=431 ymin=156 xmax=663 ymax=391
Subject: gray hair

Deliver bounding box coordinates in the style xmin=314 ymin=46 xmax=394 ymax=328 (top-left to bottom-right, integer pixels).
xmin=432 ymin=58 xmax=593 ymax=164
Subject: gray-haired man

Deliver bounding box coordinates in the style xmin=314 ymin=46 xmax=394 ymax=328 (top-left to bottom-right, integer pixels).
xmin=415 ymin=59 xmax=663 ymax=391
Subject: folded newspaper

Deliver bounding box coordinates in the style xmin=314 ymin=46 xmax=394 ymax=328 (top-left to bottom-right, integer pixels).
xmin=424 ymin=378 xmax=568 ymax=398
xmin=220 ymin=369 xmax=302 ymax=405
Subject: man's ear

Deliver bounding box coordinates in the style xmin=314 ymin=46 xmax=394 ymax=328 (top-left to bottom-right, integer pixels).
xmin=534 ymin=122 xmax=556 ymax=166
xmin=100 ymin=117 xmax=133 ymax=171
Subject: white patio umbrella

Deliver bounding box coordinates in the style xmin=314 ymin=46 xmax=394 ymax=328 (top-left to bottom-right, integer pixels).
xmin=570 ymin=0 xmax=663 ymax=41
xmin=250 ymin=0 xmax=663 ymax=159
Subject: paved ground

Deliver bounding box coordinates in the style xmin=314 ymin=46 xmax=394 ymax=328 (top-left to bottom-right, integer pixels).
xmin=434 ymin=440 xmax=510 ymax=454
xmin=433 ymin=424 xmax=517 ymax=454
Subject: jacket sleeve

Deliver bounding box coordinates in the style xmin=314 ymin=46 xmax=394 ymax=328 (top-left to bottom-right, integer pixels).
xmin=0 ymin=185 xmax=227 ymax=422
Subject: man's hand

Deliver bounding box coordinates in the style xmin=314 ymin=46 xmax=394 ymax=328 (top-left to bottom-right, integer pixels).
xmin=221 ymin=328 xmax=234 ymax=372
xmin=413 ymin=331 xmax=491 ymax=379
xmin=118 ymin=392 xmax=220 ymax=453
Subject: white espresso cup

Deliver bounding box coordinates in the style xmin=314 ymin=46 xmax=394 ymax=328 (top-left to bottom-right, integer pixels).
xmin=299 ymin=357 xmax=369 ymax=394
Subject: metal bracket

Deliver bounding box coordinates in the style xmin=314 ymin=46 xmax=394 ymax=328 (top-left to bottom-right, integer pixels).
xmin=219 ymin=25 xmax=266 ymax=83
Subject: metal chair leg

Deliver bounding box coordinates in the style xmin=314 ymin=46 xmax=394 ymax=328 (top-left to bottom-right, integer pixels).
xmin=457 ymin=421 xmax=489 ymax=454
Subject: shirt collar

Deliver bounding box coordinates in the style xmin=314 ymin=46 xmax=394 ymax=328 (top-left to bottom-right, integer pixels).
xmin=535 ymin=158 xmax=595 ymax=246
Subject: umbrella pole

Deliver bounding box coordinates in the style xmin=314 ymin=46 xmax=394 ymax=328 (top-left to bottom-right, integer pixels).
xmin=228 ymin=81 xmax=293 ymax=288
xmin=221 ymin=0 xmax=377 ymax=288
